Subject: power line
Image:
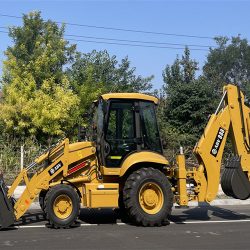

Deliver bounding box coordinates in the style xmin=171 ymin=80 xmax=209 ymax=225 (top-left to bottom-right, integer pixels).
xmin=67 ymin=38 xmax=209 ymax=51
xmin=0 ymin=14 xmax=22 ymax=19
xmin=0 ymin=13 xmax=215 ymax=40
xmin=0 ymin=30 xmax=209 ymax=51
xmin=65 ymin=34 xmax=215 ymax=48
xmin=60 ymin=23 xmax=215 ymax=40
xmin=0 ymin=25 xmax=215 ymax=49
xmin=0 ymin=26 xmax=10 ymax=30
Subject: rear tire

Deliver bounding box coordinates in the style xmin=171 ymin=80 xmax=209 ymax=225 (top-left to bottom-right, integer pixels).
xmin=44 ymin=184 xmax=80 ymax=229
xmin=123 ymin=167 xmax=173 ymax=226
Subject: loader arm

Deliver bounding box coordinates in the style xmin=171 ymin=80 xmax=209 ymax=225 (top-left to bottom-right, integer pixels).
xmin=8 ymin=139 xmax=71 ymax=220
xmin=0 ymin=138 xmax=95 ymax=228
xmin=193 ymin=84 xmax=250 ymax=202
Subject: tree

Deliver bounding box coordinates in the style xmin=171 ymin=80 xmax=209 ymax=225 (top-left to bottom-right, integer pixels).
xmin=159 ymin=48 xmax=216 ymax=155
xmin=0 ymin=12 xmax=79 ymax=141
xmin=67 ymin=50 xmax=153 ymax=114
xmin=204 ymin=36 xmax=250 ymax=98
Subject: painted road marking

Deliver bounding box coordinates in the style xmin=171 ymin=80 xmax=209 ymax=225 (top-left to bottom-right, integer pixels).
xmin=172 ymin=219 xmax=250 ymax=224
xmin=13 ymin=219 xmax=250 ymax=229
xmin=15 ymin=223 xmax=126 ymax=229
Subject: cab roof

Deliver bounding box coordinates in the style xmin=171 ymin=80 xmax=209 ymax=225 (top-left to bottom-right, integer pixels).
xmin=101 ymin=93 xmax=158 ymax=104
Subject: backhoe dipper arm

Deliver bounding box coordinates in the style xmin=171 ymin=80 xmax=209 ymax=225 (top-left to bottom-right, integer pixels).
xmin=193 ymin=84 xmax=250 ymax=202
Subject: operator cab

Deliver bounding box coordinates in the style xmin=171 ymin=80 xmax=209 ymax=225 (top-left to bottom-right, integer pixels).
xmin=92 ymin=93 xmax=162 ymax=168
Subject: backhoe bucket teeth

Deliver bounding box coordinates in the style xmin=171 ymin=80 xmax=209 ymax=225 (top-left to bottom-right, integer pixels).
xmin=0 ymin=174 xmax=15 ymax=229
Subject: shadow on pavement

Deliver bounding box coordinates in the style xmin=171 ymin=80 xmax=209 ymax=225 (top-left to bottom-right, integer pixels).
xmin=170 ymin=204 xmax=250 ymax=223
xmin=14 ymin=208 xmax=124 ymax=227
xmin=12 ymin=205 xmax=250 ymax=227
xmin=79 ymin=208 xmax=121 ymax=224
xmin=15 ymin=210 xmax=46 ymax=226
xmin=0 ymin=227 xmax=18 ymax=231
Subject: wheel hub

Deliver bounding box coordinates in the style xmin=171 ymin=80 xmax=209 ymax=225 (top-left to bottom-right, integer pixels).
xmin=139 ymin=182 xmax=164 ymax=214
xmin=142 ymin=189 xmax=158 ymax=207
xmin=53 ymin=194 xmax=73 ymax=219
xmin=57 ymin=200 xmax=69 ymax=213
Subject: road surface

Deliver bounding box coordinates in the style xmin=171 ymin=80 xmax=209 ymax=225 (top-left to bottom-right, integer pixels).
xmin=1 ymin=205 xmax=250 ymax=249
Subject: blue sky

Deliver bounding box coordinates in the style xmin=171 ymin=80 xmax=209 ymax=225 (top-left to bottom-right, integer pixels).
xmin=0 ymin=0 xmax=249 ymax=90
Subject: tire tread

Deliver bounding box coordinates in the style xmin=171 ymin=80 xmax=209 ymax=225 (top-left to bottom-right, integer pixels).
xmin=44 ymin=184 xmax=80 ymax=229
xmin=123 ymin=167 xmax=173 ymax=227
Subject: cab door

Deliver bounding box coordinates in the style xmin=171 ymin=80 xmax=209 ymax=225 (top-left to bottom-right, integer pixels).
xmin=104 ymin=101 xmax=139 ymax=167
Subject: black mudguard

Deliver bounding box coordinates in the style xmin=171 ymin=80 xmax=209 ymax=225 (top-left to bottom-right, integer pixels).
xmin=221 ymin=157 xmax=250 ymax=200
xmin=0 ymin=174 xmax=15 ymax=229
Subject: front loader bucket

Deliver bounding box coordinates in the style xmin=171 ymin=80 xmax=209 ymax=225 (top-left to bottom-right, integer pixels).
xmin=0 ymin=174 xmax=15 ymax=229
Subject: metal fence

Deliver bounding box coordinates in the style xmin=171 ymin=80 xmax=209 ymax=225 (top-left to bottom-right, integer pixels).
xmin=0 ymin=144 xmax=42 ymax=182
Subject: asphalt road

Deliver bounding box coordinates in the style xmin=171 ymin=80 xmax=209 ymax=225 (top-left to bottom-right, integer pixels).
xmin=1 ymin=205 xmax=250 ymax=250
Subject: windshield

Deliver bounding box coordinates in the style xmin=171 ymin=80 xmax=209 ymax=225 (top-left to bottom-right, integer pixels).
xmin=140 ymin=101 xmax=162 ymax=153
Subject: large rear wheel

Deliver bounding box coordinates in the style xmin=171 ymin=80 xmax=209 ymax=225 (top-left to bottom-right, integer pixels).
xmin=44 ymin=184 xmax=80 ymax=228
xmin=123 ymin=167 xmax=173 ymax=226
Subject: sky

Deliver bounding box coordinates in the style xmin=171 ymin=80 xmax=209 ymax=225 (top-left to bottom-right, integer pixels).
xmin=0 ymin=0 xmax=250 ymax=90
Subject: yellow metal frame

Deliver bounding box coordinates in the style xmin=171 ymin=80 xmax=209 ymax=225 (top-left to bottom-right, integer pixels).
xmin=175 ymin=154 xmax=188 ymax=206
xmin=82 ymin=183 xmax=119 ymax=208
xmin=101 ymin=93 xmax=158 ymax=104
xmin=101 ymin=151 xmax=169 ymax=177
xmin=120 ymin=151 xmax=169 ymax=177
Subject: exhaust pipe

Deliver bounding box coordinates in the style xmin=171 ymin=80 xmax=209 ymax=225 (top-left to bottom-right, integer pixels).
xmin=0 ymin=173 xmax=15 ymax=229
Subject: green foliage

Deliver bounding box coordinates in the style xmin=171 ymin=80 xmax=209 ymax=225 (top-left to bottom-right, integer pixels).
xmin=204 ymin=36 xmax=250 ymax=97
xmin=159 ymin=48 xmax=217 ymax=155
xmin=0 ymin=11 xmax=79 ymax=141
xmin=2 ymin=11 xmax=75 ymax=88
xmin=163 ymin=48 xmax=198 ymax=87
xmin=163 ymin=79 xmax=216 ymax=135
xmin=67 ymin=50 xmax=153 ymax=116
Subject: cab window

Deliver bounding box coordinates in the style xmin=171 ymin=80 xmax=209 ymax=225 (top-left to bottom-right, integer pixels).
xmin=140 ymin=101 xmax=162 ymax=153
xmin=105 ymin=101 xmax=137 ymax=167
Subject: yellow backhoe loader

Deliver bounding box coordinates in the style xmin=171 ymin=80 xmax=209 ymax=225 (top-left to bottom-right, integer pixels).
xmin=1 ymin=84 xmax=250 ymax=229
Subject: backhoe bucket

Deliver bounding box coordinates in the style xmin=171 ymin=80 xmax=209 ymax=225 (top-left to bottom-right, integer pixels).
xmin=0 ymin=174 xmax=15 ymax=229
xmin=221 ymin=157 xmax=250 ymax=200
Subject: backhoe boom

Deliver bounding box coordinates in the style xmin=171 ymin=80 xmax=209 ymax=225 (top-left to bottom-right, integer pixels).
xmin=182 ymin=84 xmax=250 ymax=203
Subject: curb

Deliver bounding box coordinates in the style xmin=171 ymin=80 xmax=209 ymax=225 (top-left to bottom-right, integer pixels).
xmin=186 ymin=199 xmax=250 ymax=206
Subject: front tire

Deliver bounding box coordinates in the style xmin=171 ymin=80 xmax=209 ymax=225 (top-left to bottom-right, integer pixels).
xmin=44 ymin=184 xmax=80 ymax=228
xmin=123 ymin=167 xmax=173 ymax=226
